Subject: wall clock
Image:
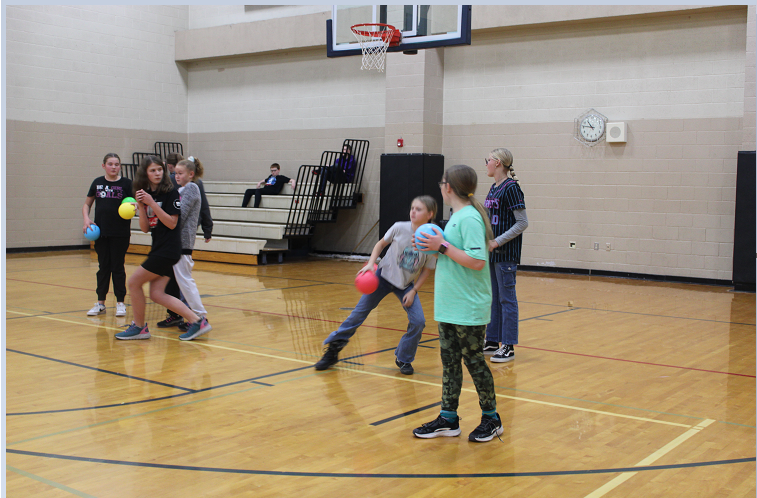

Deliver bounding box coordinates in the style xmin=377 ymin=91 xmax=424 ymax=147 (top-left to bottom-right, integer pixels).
xmin=574 ymin=109 xmax=608 ymax=147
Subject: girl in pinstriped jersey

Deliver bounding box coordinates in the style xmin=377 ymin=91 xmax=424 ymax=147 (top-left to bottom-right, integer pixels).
xmin=483 ymin=148 xmax=528 ymax=363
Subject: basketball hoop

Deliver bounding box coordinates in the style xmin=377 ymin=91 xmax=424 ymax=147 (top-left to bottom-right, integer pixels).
xmin=351 ymin=23 xmax=401 ymax=72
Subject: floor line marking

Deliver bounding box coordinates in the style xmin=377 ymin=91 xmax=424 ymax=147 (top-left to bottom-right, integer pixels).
xmin=6 ymin=465 xmax=99 ymax=498
xmin=7 ymin=449 xmax=753 ymax=479
xmin=3 ymin=311 xmax=715 ymax=428
xmin=583 ymin=419 xmax=716 ymax=498
xmin=7 ymin=382 xmax=271 ymax=446
xmin=7 ymin=310 xmax=126 ymax=332
xmin=519 ymin=345 xmax=756 ymax=378
xmin=8 ymin=275 xmax=754 ymax=326
xmin=7 ymin=348 xmax=195 ymax=392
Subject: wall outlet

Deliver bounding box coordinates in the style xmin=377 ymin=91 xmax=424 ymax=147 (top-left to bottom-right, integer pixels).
xmin=606 ymin=243 xmax=612 ymax=251
xmin=594 ymin=242 xmax=599 ymax=250
xmin=569 ymin=241 xmax=576 ymax=249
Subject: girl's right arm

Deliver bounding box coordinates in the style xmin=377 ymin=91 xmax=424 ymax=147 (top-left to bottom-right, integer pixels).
xmin=82 ymin=197 xmax=95 ymax=232
xmin=358 ymin=238 xmax=390 ymax=275
xmin=417 ymin=226 xmax=486 ymax=271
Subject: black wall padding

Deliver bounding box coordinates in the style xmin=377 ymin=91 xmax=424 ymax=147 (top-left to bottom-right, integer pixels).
xmin=379 ymin=154 xmax=444 ymax=239
xmin=732 ymin=150 xmax=756 ymax=291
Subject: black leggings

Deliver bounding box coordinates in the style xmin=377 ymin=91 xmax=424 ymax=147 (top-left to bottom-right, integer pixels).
xmin=164 ymin=267 xmax=182 ymax=319
xmin=94 ymin=236 xmax=130 ymax=302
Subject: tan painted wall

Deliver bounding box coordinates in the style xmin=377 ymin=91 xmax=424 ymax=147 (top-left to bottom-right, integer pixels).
xmin=6 ymin=120 xmax=186 ymax=248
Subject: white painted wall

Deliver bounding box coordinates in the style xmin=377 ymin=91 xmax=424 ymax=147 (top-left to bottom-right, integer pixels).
xmin=6 ymin=5 xmax=189 ymax=133
xmin=188 ymin=5 xmax=329 ymax=30
xmin=445 ymin=11 xmax=746 ymax=126
xmin=186 ymin=51 xmax=385 ymax=134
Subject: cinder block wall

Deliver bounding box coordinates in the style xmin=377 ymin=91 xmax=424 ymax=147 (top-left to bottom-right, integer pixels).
xmin=5 ymin=5 xmax=754 ymax=281
xmin=6 ymin=5 xmax=190 ymax=248
xmin=442 ymin=8 xmax=748 ymax=281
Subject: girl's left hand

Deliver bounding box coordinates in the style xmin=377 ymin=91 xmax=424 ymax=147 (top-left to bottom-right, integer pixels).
xmin=416 ymin=226 xmax=444 ymax=252
xmin=488 ymin=239 xmax=499 ymax=252
xmin=401 ymin=289 xmax=416 ymax=308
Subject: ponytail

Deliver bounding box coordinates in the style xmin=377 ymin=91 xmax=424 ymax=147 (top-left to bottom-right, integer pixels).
xmin=490 ymin=147 xmax=520 ymax=185
xmin=444 ymin=165 xmax=494 ymax=244
xmin=177 ymin=156 xmax=204 ymax=181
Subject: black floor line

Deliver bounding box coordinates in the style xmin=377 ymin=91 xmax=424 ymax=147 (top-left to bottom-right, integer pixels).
xmin=6 ymin=349 xmax=194 ymax=392
xmin=5 ymin=360 xmax=316 ymax=416
xmin=7 ymin=392 xmax=195 ymax=416
xmin=371 ymin=402 xmax=442 ymax=426
xmin=6 ymin=449 xmax=754 ymax=478
xmin=520 ymin=308 xmax=577 ymax=322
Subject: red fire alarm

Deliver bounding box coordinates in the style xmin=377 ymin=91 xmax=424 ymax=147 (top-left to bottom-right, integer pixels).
xmin=397 ymin=137 xmax=403 ymax=148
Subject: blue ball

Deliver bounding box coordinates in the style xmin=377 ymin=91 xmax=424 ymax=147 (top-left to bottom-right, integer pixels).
xmin=85 ymin=224 xmax=100 ymax=241
xmin=414 ymin=223 xmax=442 ymax=254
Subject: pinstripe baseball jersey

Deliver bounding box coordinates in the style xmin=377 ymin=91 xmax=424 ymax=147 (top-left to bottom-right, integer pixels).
xmin=485 ymin=178 xmax=526 ymax=264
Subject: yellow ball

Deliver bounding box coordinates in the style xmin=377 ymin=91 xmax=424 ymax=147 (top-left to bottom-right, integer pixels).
xmin=118 ymin=202 xmax=137 ymax=220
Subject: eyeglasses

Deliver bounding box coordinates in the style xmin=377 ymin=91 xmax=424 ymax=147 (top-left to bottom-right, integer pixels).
xmin=438 ymin=181 xmax=447 ymax=188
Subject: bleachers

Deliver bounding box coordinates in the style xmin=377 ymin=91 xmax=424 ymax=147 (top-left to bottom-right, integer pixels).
xmin=121 ymin=139 xmax=369 ymax=265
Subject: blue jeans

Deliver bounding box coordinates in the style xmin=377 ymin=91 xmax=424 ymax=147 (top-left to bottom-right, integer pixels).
xmin=485 ymin=262 xmax=518 ymax=345
xmin=323 ymin=269 xmax=425 ymax=364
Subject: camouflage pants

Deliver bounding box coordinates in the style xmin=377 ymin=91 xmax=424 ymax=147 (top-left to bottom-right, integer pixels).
xmin=438 ymin=322 xmax=497 ymax=413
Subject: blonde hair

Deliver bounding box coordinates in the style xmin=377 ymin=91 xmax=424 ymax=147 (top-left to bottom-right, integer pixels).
xmin=444 ymin=165 xmax=494 ymax=243
xmin=177 ymin=156 xmax=204 ymax=182
xmin=412 ymin=195 xmax=438 ymax=222
xmin=490 ymin=147 xmax=519 ymax=185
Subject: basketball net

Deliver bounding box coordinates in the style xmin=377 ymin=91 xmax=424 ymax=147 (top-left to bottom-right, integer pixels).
xmin=351 ymin=24 xmax=398 ymax=72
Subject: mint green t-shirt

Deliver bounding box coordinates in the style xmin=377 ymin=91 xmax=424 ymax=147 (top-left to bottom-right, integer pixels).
xmin=434 ymin=205 xmax=492 ymax=326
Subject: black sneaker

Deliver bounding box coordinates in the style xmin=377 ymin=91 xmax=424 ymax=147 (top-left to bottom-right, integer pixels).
xmin=314 ymin=340 xmax=347 ymax=370
xmin=483 ymin=341 xmax=500 ymax=355
xmin=490 ymin=344 xmax=514 ymax=363
xmin=157 ymin=314 xmax=184 ymax=328
xmin=177 ymin=321 xmax=189 ymax=332
xmin=468 ymin=414 xmax=503 ymax=442
xmin=413 ymin=415 xmax=461 ymax=438
xmin=395 ymin=358 xmax=414 ymax=375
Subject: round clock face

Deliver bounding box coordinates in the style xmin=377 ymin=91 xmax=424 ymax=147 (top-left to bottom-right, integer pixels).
xmin=580 ymin=114 xmax=605 ymax=142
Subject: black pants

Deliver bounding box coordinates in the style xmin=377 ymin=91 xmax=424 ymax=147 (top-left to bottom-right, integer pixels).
xmin=164 ymin=267 xmax=182 ymax=319
xmin=94 ymin=236 xmax=130 ymax=302
xmin=242 ymin=186 xmax=278 ymax=208
xmin=318 ymin=166 xmax=347 ymax=194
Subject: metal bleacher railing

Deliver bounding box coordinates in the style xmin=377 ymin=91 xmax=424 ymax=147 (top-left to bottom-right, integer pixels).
xmin=155 ymin=141 xmax=183 ymax=160
xmin=120 ymin=142 xmax=185 ymax=181
xmin=285 ymin=139 xmax=369 ymax=237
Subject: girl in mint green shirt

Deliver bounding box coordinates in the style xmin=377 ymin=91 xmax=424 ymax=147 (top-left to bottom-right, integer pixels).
xmin=413 ymin=164 xmax=503 ymax=443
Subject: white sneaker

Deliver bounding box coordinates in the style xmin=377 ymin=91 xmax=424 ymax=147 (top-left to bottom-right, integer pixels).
xmin=87 ymin=303 xmax=106 ymax=316
xmin=116 ymin=302 xmax=127 ymax=317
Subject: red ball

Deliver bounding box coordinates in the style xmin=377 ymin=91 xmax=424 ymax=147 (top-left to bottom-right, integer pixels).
xmin=355 ymin=269 xmax=379 ymax=294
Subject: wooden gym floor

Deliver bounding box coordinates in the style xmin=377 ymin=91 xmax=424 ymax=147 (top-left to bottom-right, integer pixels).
xmin=5 ymin=250 xmax=756 ymax=497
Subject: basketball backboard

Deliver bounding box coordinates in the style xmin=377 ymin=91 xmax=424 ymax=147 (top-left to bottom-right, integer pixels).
xmin=327 ymin=5 xmax=471 ymax=57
